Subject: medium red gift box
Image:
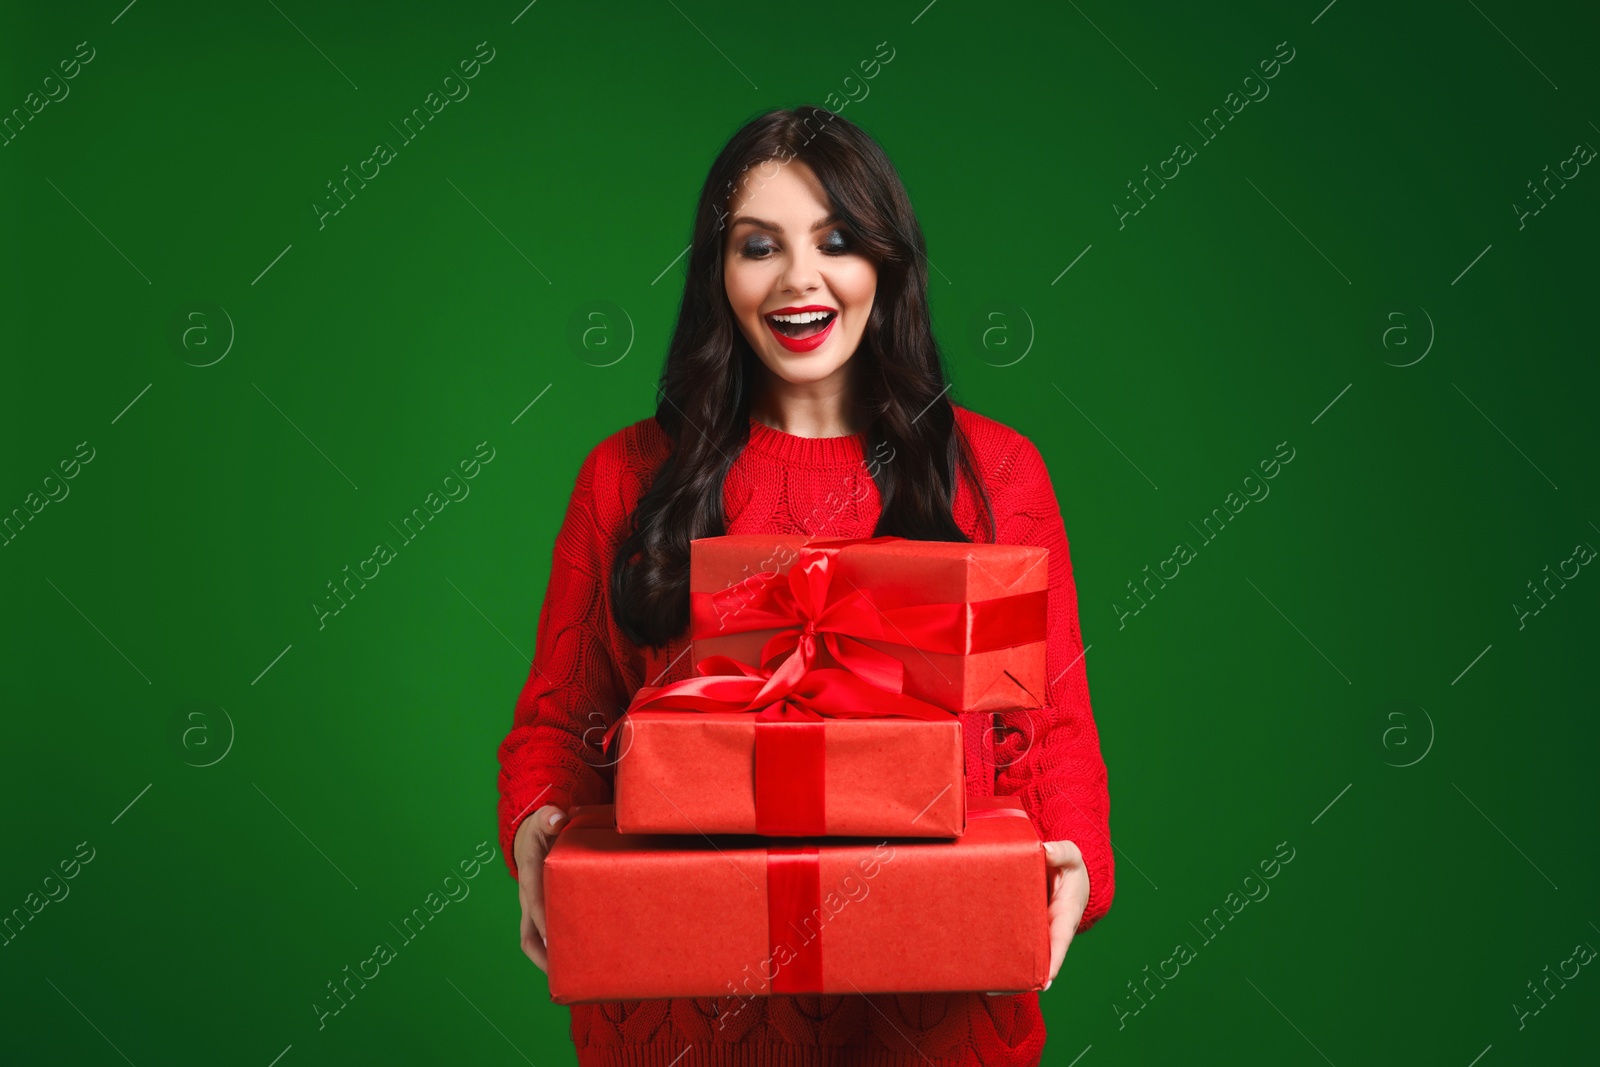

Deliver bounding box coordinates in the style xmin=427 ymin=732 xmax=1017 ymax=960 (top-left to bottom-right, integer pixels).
xmin=690 ymin=535 xmax=1048 ymax=713
xmin=612 ymin=701 xmax=965 ymax=837
xmin=543 ymin=795 xmax=1050 ymax=1004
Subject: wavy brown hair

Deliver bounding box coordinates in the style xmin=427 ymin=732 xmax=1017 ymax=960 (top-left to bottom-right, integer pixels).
xmin=611 ymin=105 xmax=995 ymax=649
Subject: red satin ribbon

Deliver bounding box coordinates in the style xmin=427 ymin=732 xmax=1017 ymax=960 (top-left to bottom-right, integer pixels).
xmin=766 ymin=847 xmax=823 ymax=993
xmin=754 ymin=721 xmax=825 ymax=835
xmin=602 ymin=656 xmax=952 ymax=753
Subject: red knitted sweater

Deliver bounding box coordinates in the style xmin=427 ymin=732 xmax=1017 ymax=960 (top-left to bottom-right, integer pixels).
xmin=496 ymin=404 xmax=1115 ymax=1067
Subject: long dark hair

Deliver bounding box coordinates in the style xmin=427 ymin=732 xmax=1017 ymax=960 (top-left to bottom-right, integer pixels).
xmin=611 ymin=105 xmax=995 ymax=650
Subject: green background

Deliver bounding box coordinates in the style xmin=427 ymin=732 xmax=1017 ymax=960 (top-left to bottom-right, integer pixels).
xmin=3 ymin=0 xmax=1596 ymax=1063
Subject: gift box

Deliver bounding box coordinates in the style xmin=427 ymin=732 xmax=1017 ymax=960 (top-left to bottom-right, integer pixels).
xmin=690 ymin=535 xmax=1048 ymax=713
xmin=612 ymin=702 xmax=965 ymax=837
xmin=543 ymin=795 xmax=1050 ymax=1004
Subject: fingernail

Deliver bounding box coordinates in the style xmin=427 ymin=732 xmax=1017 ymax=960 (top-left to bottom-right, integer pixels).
xmin=548 ymin=813 xmax=563 ymax=827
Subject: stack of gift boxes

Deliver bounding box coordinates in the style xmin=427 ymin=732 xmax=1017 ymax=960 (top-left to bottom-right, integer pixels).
xmin=543 ymin=534 xmax=1054 ymax=1004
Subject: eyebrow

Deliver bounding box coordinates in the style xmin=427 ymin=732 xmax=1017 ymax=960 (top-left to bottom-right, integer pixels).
xmin=728 ymin=213 xmax=840 ymax=234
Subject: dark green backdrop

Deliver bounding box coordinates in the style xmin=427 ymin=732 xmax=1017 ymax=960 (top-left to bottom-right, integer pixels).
xmin=4 ymin=0 xmax=1596 ymax=1063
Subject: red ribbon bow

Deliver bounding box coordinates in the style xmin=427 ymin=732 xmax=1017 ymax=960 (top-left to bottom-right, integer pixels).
xmin=691 ymin=535 xmax=1047 ymax=690
xmin=693 ymin=536 xmax=910 ymax=693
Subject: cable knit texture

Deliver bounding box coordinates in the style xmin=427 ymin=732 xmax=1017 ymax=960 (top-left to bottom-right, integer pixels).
xmin=496 ymin=405 xmax=1114 ymax=1067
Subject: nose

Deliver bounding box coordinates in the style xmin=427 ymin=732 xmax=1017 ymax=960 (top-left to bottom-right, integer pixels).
xmin=778 ymin=243 xmax=823 ymax=297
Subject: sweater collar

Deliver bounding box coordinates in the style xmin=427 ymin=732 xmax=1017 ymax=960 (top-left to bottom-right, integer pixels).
xmin=743 ymin=413 xmax=868 ymax=467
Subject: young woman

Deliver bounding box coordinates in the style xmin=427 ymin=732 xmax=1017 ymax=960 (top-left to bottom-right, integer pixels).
xmin=496 ymin=105 xmax=1114 ymax=1067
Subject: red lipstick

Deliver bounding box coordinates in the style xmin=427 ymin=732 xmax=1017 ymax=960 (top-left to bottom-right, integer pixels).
xmin=763 ymin=305 xmax=837 ymax=353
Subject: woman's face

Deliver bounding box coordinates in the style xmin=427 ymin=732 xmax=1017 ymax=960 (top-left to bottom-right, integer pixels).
xmin=723 ymin=159 xmax=877 ymax=389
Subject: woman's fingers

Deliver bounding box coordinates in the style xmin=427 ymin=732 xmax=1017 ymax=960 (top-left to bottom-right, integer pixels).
xmin=521 ymin=903 xmax=549 ymax=970
xmin=1043 ymin=839 xmax=1083 ymax=869
xmin=516 ymin=806 xmax=567 ymax=971
xmin=528 ymin=807 xmax=565 ymax=938
xmin=1046 ymin=872 xmax=1076 ymax=981
xmin=1042 ymin=840 xmax=1089 ymax=985
xmin=518 ymin=849 xmax=549 ymax=969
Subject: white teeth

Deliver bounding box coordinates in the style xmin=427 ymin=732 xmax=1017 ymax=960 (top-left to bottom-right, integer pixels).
xmin=768 ymin=310 xmax=835 ymax=324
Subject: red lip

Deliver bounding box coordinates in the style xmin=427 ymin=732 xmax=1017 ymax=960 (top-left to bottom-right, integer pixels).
xmin=764 ymin=306 xmax=838 ymax=353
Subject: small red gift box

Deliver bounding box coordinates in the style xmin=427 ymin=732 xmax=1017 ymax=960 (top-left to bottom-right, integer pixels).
xmin=543 ymin=795 xmax=1050 ymax=1004
xmin=690 ymin=535 xmax=1047 ymax=713
xmin=613 ymin=702 xmax=965 ymax=837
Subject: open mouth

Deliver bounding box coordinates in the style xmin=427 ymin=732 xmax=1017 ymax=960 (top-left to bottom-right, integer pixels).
xmin=764 ymin=309 xmax=837 ymax=339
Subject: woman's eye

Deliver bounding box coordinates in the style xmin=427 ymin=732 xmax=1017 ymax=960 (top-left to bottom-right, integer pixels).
xmin=736 ymin=230 xmax=852 ymax=259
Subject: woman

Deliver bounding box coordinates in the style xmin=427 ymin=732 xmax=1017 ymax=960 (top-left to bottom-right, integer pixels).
xmin=496 ymin=105 xmax=1114 ymax=1067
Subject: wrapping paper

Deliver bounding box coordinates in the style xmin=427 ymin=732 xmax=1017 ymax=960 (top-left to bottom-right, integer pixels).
xmin=690 ymin=534 xmax=1047 ymax=713
xmin=613 ymin=707 xmax=965 ymax=837
xmin=543 ymin=795 xmax=1050 ymax=1003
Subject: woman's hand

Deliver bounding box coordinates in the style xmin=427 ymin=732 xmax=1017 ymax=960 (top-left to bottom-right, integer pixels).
xmin=985 ymin=838 xmax=1091 ymax=996
xmin=515 ymin=805 xmax=568 ymax=972
xmin=1042 ymin=839 xmax=1090 ymax=991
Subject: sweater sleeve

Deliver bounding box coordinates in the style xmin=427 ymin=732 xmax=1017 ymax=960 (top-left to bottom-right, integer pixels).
xmin=991 ymin=436 xmax=1116 ymax=932
xmin=495 ymin=442 xmax=639 ymax=881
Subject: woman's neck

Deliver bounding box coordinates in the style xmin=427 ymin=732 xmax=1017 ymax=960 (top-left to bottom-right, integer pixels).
xmin=748 ymin=365 xmax=866 ymax=438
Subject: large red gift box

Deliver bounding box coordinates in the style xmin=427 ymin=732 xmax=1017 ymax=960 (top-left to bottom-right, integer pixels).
xmin=690 ymin=535 xmax=1048 ymax=713
xmin=543 ymin=795 xmax=1050 ymax=1004
xmin=613 ymin=703 xmax=965 ymax=837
